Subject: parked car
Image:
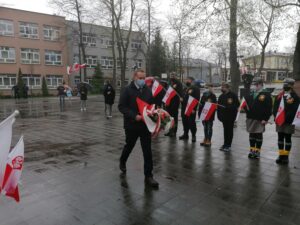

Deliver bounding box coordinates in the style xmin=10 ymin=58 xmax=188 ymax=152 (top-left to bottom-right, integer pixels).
xmin=194 ymin=79 xmax=206 ymax=88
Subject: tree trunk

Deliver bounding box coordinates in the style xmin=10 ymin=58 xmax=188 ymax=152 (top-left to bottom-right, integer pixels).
xmin=147 ymin=2 xmax=151 ymax=76
xmin=229 ymin=0 xmax=240 ymax=95
xmin=293 ymin=24 xmax=300 ymax=97
xmin=258 ymin=47 xmax=266 ymax=78
xmin=209 ymin=63 xmax=212 ymax=83
xmin=178 ymin=36 xmax=183 ymax=82
xmin=110 ymin=0 xmax=117 ymax=89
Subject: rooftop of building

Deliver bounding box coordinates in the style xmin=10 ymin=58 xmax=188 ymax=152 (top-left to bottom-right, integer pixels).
xmin=243 ymin=51 xmax=293 ymax=60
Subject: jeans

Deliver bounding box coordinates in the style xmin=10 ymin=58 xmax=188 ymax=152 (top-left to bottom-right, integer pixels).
xmin=59 ymin=95 xmax=65 ymax=110
xmin=203 ymin=121 xmax=213 ymax=140
xmin=105 ymin=104 xmax=112 ymax=116
xmin=120 ymin=129 xmax=153 ymax=177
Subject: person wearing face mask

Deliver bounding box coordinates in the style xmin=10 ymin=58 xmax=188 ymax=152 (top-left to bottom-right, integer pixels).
xmin=118 ymin=69 xmax=159 ymax=188
xmin=273 ymin=78 xmax=300 ymax=164
xmin=179 ymin=76 xmax=200 ymax=142
xmin=198 ymin=84 xmax=217 ymax=147
xmin=217 ymin=82 xmax=240 ymax=152
xmin=165 ymin=74 xmax=183 ymax=137
xmin=244 ymin=77 xmax=273 ymax=159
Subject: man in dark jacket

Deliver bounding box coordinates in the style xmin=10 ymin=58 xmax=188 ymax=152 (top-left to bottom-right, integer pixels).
xmin=245 ymin=77 xmax=273 ymax=159
xmin=179 ymin=77 xmax=200 ymax=142
xmin=273 ymin=78 xmax=300 ymax=164
xmin=103 ymin=80 xmax=116 ymax=119
xmin=217 ymin=82 xmax=239 ymax=152
xmin=198 ymin=84 xmax=217 ymax=147
xmin=57 ymin=82 xmax=66 ymax=111
xmin=118 ymin=69 xmax=158 ymax=188
xmin=165 ymin=75 xmax=183 ymax=137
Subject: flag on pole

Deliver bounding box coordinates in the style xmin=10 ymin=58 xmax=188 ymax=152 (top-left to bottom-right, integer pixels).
xmin=0 ymin=111 xmax=18 ymax=192
xmin=235 ymin=98 xmax=248 ymax=121
xmin=162 ymin=87 xmax=176 ymax=106
xmin=1 ymin=136 xmax=24 ymax=202
xmin=292 ymin=104 xmax=300 ymax=127
xmin=200 ymin=102 xmax=217 ymax=121
xmin=275 ymin=97 xmax=285 ymax=126
xmin=152 ymin=80 xmax=164 ymax=97
xmin=185 ymin=96 xmax=199 ymax=117
xmin=67 ymin=63 xmax=87 ymax=74
xmin=136 ymin=98 xmax=157 ymax=133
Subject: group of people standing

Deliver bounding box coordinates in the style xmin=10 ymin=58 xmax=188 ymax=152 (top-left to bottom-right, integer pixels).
xmin=118 ymin=69 xmax=300 ymax=188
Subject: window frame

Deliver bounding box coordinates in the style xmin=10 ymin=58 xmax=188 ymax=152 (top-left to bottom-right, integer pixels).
xmin=45 ymin=50 xmax=62 ymax=66
xmin=0 ymin=46 xmax=16 ymax=63
xmin=20 ymin=48 xmax=40 ymax=64
xmin=43 ymin=25 xmax=60 ymax=41
xmin=19 ymin=22 xmax=39 ymax=39
xmin=0 ymin=19 xmax=14 ymax=36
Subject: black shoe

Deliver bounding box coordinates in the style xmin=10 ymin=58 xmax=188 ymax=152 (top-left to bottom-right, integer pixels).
xmin=179 ymin=134 xmax=189 ymax=140
xmin=223 ymin=146 xmax=231 ymax=152
xmin=169 ymin=132 xmax=176 ymax=137
xmin=145 ymin=177 xmax=159 ymax=188
xmin=276 ymin=156 xmax=289 ymax=164
xmin=219 ymin=145 xmax=225 ymax=151
xmin=192 ymin=136 xmax=196 ymax=143
xmin=119 ymin=160 xmax=126 ymax=173
xmin=164 ymin=133 xmax=170 ymax=137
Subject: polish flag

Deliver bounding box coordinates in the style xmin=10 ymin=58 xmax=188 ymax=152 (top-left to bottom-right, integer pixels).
xmin=1 ymin=136 xmax=24 ymax=202
xmin=275 ymin=97 xmax=285 ymax=126
xmin=235 ymin=98 xmax=248 ymax=121
xmin=67 ymin=66 xmax=72 ymax=75
xmin=0 ymin=111 xmax=18 ymax=192
xmin=292 ymin=105 xmax=300 ymax=127
xmin=73 ymin=63 xmax=87 ymax=72
xmin=162 ymin=87 xmax=176 ymax=106
xmin=185 ymin=96 xmax=199 ymax=117
xmin=200 ymin=102 xmax=217 ymax=121
xmin=152 ymin=80 xmax=164 ymax=97
xmin=136 ymin=98 xmax=157 ymax=133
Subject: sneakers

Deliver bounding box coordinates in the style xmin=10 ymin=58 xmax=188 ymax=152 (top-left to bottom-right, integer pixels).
xmin=80 ymin=108 xmax=83 ymax=112
xmin=248 ymin=148 xmax=260 ymax=159
xmin=248 ymin=147 xmax=255 ymax=159
xmin=223 ymin=146 xmax=231 ymax=152
xmin=84 ymin=108 xmax=87 ymax=111
xmin=179 ymin=134 xmax=189 ymax=140
xmin=119 ymin=160 xmax=126 ymax=173
xmin=145 ymin=177 xmax=159 ymax=188
xmin=219 ymin=145 xmax=225 ymax=151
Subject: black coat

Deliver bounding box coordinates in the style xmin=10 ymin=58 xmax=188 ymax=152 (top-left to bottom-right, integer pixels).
xmin=198 ymin=91 xmax=217 ymax=121
xmin=103 ymin=84 xmax=115 ymax=105
xmin=79 ymin=85 xmax=88 ymax=100
xmin=273 ymin=91 xmax=300 ymax=125
xmin=118 ymin=81 xmax=153 ymax=130
xmin=245 ymin=90 xmax=273 ymax=121
xmin=181 ymin=85 xmax=201 ymax=116
xmin=166 ymin=79 xmax=183 ymax=115
xmin=153 ymin=88 xmax=165 ymax=108
xmin=217 ymin=91 xmax=239 ymax=122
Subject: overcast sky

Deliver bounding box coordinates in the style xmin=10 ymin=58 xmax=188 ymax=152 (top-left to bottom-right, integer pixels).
xmin=0 ymin=0 xmax=297 ymax=60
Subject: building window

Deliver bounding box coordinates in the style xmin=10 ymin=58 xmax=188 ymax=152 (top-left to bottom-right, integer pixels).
xmin=45 ymin=50 xmax=62 ymax=65
xmin=135 ymin=59 xmax=142 ymax=68
xmin=46 ymin=75 xmax=63 ymax=87
xmin=22 ymin=75 xmax=41 ymax=87
xmin=83 ymin=33 xmax=97 ymax=47
xmin=21 ymin=48 xmax=40 ymax=64
xmin=0 ymin=19 xmax=14 ymax=36
xmin=100 ymin=56 xmax=113 ymax=69
xmin=131 ymin=39 xmax=142 ymax=50
xmin=86 ymin=55 xmax=98 ymax=67
xmin=0 ymin=47 xmax=16 ymax=63
xmin=43 ymin=25 xmax=60 ymax=41
xmin=0 ymin=74 xmax=16 ymax=88
xmin=19 ymin=22 xmax=39 ymax=39
xmin=277 ymin=71 xmax=286 ymax=81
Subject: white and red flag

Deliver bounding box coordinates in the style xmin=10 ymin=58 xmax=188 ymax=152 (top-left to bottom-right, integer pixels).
xmin=275 ymin=97 xmax=285 ymax=126
xmin=0 ymin=111 xmax=18 ymax=192
xmin=185 ymin=96 xmax=199 ymax=117
xmin=235 ymin=98 xmax=248 ymax=121
xmin=1 ymin=136 xmax=24 ymax=202
xmin=292 ymin=105 xmax=300 ymax=127
xmin=136 ymin=98 xmax=157 ymax=133
xmin=152 ymin=80 xmax=164 ymax=97
xmin=200 ymin=102 xmax=217 ymax=121
xmin=67 ymin=63 xmax=87 ymax=75
xmin=162 ymin=87 xmax=176 ymax=106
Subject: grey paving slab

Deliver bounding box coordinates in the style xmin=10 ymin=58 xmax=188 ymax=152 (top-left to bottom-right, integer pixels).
xmin=0 ymin=96 xmax=299 ymax=225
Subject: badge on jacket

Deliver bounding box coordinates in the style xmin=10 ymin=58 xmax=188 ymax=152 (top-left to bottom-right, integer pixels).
xmin=287 ymin=98 xmax=294 ymax=104
xmin=259 ymin=95 xmax=265 ymax=102
xmin=227 ymin=98 xmax=233 ymax=104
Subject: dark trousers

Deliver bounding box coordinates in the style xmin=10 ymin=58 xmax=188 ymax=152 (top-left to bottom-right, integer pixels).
xmin=167 ymin=110 xmax=178 ymax=134
xmin=59 ymin=95 xmax=65 ymax=110
xmin=222 ymin=120 xmax=234 ymax=147
xmin=105 ymin=104 xmax=112 ymax=116
xmin=249 ymin=133 xmax=263 ymax=150
xmin=278 ymin=132 xmax=292 ymax=151
xmin=120 ymin=129 xmax=153 ymax=177
xmin=203 ymin=121 xmax=213 ymax=141
xmin=182 ymin=113 xmax=197 ymax=136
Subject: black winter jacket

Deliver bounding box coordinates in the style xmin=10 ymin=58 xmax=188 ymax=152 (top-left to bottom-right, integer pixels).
xmin=103 ymin=84 xmax=116 ymax=105
xmin=273 ymin=91 xmax=300 ymax=125
xmin=118 ymin=81 xmax=153 ymax=130
xmin=198 ymin=91 xmax=217 ymax=121
xmin=181 ymin=85 xmax=201 ymax=116
xmin=245 ymin=90 xmax=273 ymax=121
xmin=217 ymin=91 xmax=239 ymax=122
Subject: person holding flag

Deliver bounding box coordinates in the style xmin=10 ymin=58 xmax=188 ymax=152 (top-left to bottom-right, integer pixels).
xmin=179 ymin=77 xmax=200 ymax=142
xmin=273 ymin=78 xmax=300 ymax=164
xmin=244 ymin=77 xmax=272 ymax=159
xmin=198 ymin=84 xmax=217 ymax=147
xmin=165 ymin=75 xmax=183 ymax=137
xmin=118 ymin=69 xmax=159 ymax=188
xmin=217 ymin=82 xmax=239 ymax=152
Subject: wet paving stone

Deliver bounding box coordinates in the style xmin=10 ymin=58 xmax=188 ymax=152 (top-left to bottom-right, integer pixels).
xmin=0 ymin=96 xmax=300 ymax=225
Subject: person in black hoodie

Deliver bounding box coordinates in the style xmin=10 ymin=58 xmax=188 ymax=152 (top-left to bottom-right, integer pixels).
xmin=103 ymin=80 xmax=115 ymax=119
xmin=179 ymin=77 xmax=200 ymax=142
xmin=244 ymin=77 xmax=273 ymax=159
xmin=118 ymin=69 xmax=158 ymax=188
xmin=273 ymin=78 xmax=300 ymax=164
xmin=165 ymin=75 xmax=183 ymax=137
xmin=198 ymin=84 xmax=217 ymax=147
xmin=217 ymin=82 xmax=239 ymax=152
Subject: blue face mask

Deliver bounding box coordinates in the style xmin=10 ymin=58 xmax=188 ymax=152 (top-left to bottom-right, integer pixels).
xmin=136 ymin=79 xmax=145 ymax=88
